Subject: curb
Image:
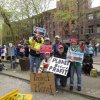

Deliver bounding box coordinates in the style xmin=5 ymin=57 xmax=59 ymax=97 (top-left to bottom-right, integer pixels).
xmin=0 ymin=72 xmax=100 ymax=100
xmin=59 ymin=87 xmax=100 ymax=100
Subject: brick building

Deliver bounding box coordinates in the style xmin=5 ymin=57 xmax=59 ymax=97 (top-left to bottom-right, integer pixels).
xmin=84 ymin=6 xmax=100 ymax=43
xmin=2 ymin=0 xmax=90 ymax=44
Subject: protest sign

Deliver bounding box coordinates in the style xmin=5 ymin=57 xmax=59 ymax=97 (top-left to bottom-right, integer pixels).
xmin=16 ymin=93 xmax=32 ymax=100
xmin=40 ymin=45 xmax=52 ymax=53
xmin=0 ymin=89 xmax=19 ymax=100
xmin=66 ymin=51 xmax=84 ymax=63
xmin=47 ymin=57 xmax=70 ymax=76
xmin=0 ymin=89 xmax=33 ymax=100
xmin=33 ymin=27 xmax=46 ymax=37
xmin=30 ymin=73 xmax=56 ymax=94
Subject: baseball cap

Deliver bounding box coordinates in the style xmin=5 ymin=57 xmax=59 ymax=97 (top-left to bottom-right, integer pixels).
xmin=55 ymin=35 xmax=60 ymax=39
xmin=58 ymin=45 xmax=63 ymax=49
xmin=45 ymin=37 xmax=50 ymax=41
xmin=70 ymin=38 xmax=78 ymax=43
xmin=45 ymin=52 xmax=50 ymax=55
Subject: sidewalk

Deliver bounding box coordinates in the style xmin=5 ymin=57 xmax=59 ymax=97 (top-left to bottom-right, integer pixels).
xmin=0 ymin=63 xmax=100 ymax=99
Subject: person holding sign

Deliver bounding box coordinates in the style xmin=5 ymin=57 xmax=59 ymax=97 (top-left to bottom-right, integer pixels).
xmin=54 ymin=45 xmax=69 ymax=88
xmin=38 ymin=52 xmax=51 ymax=73
xmin=29 ymin=33 xmax=44 ymax=72
xmin=68 ymin=38 xmax=82 ymax=91
xmin=40 ymin=37 xmax=52 ymax=60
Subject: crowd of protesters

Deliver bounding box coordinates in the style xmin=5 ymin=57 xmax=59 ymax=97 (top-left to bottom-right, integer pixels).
xmin=0 ymin=33 xmax=100 ymax=91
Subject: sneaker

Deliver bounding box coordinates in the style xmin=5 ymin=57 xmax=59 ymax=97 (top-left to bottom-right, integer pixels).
xmin=56 ymin=90 xmax=59 ymax=93
xmin=77 ymin=86 xmax=81 ymax=91
xmin=70 ymin=86 xmax=73 ymax=91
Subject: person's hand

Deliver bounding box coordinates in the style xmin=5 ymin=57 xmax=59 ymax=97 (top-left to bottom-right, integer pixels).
xmin=70 ymin=56 xmax=75 ymax=62
xmin=38 ymin=70 xmax=42 ymax=74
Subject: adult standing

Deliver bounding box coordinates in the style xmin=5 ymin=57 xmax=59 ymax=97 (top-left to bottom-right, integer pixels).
xmin=88 ymin=44 xmax=94 ymax=57
xmin=1 ymin=45 xmax=6 ymax=60
xmin=68 ymin=38 xmax=82 ymax=91
xmin=24 ymin=43 xmax=29 ymax=57
xmin=53 ymin=35 xmax=68 ymax=56
xmin=7 ymin=44 xmax=16 ymax=69
xmin=29 ymin=34 xmax=44 ymax=72
xmin=79 ymin=42 xmax=85 ymax=52
xmin=40 ymin=37 xmax=51 ymax=60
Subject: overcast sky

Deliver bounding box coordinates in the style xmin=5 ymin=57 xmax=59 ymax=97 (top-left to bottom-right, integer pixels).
xmin=48 ymin=0 xmax=100 ymax=9
xmin=92 ymin=0 xmax=100 ymax=7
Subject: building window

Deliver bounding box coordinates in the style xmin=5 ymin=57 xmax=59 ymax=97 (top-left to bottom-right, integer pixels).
xmin=96 ymin=12 xmax=100 ymax=19
xmin=89 ymin=25 xmax=94 ymax=34
xmin=97 ymin=25 xmax=100 ymax=33
xmin=88 ymin=14 xmax=94 ymax=20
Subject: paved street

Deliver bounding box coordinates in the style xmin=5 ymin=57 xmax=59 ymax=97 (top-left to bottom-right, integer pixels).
xmin=93 ymin=53 xmax=100 ymax=63
xmin=0 ymin=75 xmax=90 ymax=100
xmin=0 ymin=53 xmax=100 ymax=99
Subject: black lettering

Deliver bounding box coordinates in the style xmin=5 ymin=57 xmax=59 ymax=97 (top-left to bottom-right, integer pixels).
xmin=52 ymin=58 xmax=57 ymax=63
xmin=56 ymin=68 xmax=60 ymax=73
xmin=52 ymin=67 xmax=56 ymax=72
xmin=49 ymin=66 xmax=53 ymax=71
xmin=64 ymin=70 xmax=68 ymax=76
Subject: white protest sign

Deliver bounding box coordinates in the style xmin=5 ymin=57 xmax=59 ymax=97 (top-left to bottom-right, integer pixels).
xmin=47 ymin=57 xmax=70 ymax=76
xmin=66 ymin=51 xmax=84 ymax=63
xmin=34 ymin=27 xmax=46 ymax=33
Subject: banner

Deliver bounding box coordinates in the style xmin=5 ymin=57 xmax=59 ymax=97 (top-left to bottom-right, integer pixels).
xmin=66 ymin=51 xmax=84 ymax=63
xmin=40 ymin=45 xmax=52 ymax=53
xmin=47 ymin=57 xmax=70 ymax=76
xmin=30 ymin=73 xmax=56 ymax=94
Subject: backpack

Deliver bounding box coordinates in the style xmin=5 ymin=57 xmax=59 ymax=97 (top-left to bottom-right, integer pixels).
xmin=90 ymin=68 xmax=98 ymax=77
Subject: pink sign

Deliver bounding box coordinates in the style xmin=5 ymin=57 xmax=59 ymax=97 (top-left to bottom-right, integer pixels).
xmin=40 ymin=45 xmax=52 ymax=53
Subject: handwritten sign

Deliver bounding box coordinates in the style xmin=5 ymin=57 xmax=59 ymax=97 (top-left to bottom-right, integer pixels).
xmin=30 ymin=73 xmax=56 ymax=94
xmin=40 ymin=45 xmax=52 ymax=53
xmin=66 ymin=51 xmax=84 ymax=63
xmin=47 ymin=57 xmax=70 ymax=76
xmin=0 ymin=89 xmax=19 ymax=100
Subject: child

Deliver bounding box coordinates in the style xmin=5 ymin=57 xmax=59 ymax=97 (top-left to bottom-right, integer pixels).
xmin=82 ymin=54 xmax=93 ymax=75
xmin=38 ymin=52 xmax=51 ymax=73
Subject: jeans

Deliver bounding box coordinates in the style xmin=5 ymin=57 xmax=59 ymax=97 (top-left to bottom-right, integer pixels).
xmin=29 ymin=55 xmax=40 ymax=72
xmin=70 ymin=64 xmax=82 ymax=87
xmin=55 ymin=74 xmax=67 ymax=89
xmin=11 ymin=60 xmax=16 ymax=69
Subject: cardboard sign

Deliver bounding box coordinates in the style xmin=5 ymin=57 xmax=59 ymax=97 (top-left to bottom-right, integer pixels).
xmin=66 ymin=51 xmax=84 ymax=63
xmin=47 ymin=57 xmax=70 ymax=76
xmin=30 ymin=73 xmax=56 ymax=94
xmin=16 ymin=93 xmax=32 ymax=100
xmin=40 ymin=45 xmax=52 ymax=53
xmin=0 ymin=89 xmax=19 ymax=100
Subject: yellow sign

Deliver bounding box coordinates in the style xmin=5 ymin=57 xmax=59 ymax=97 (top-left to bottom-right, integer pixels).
xmin=0 ymin=89 xmax=32 ymax=100
xmin=0 ymin=89 xmax=19 ymax=100
xmin=16 ymin=93 xmax=32 ymax=100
